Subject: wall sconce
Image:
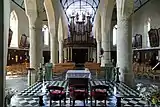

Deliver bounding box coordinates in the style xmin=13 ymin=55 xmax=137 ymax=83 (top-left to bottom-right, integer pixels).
xmin=15 ymin=55 xmax=18 ymax=62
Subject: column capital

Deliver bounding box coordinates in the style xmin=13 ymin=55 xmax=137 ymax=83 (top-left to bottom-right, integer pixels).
xmin=58 ymin=35 xmax=63 ymax=42
xmin=29 ymin=18 xmax=43 ymax=31
xmin=117 ymin=16 xmax=130 ymax=21
xmin=24 ymin=0 xmax=37 ymax=16
xmin=58 ymin=40 xmax=64 ymax=43
xmin=116 ymin=0 xmax=134 ymax=19
xmin=49 ymin=30 xmax=57 ymax=38
xmin=27 ymin=12 xmax=37 ymax=25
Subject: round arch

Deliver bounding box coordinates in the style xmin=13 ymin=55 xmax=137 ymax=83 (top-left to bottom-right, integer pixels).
xmin=10 ymin=10 xmax=18 ymax=47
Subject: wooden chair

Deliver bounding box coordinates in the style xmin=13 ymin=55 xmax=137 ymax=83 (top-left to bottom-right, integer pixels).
xmin=143 ymin=63 xmax=152 ymax=79
xmin=137 ymin=63 xmax=145 ymax=77
xmin=69 ymin=84 xmax=89 ymax=106
xmin=90 ymin=85 xmax=109 ymax=106
xmin=47 ymin=86 xmax=66 ymax=106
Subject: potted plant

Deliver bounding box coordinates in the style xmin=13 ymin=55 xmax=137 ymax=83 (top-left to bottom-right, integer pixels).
xmin=136 ymin=83 xmax=160 ymax=106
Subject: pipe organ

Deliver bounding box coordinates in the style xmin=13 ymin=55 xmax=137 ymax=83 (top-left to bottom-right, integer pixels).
xmin=64 ymin=13 xmax=96 ymax=64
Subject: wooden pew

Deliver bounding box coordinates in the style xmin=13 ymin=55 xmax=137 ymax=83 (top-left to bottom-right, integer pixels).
xmin=53 ymin=62 xmax=76 ymax=73
xmin=84 ymin=62 xmax=101 ymax=74
xmin=6 ymin=63 xmax=29 ymax=76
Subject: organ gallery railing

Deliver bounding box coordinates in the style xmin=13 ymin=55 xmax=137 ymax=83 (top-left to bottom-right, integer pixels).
xmin=64 ymin=36 xmax=96 ymax=47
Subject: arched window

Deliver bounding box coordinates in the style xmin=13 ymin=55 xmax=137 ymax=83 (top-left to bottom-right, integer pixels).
xmin=10 ymin=11 xmax=18 ymax=47
xmin=146 ymin=18 xmax=151 ymax=47
xmin=42 ymin=25 xmax=49 ymax=46
xmin=113 ymin=24 xmax=117 ymax=45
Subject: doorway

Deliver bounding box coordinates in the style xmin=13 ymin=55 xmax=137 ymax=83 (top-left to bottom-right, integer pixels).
xmin=72 ymin=49 xmax=88 ymax=64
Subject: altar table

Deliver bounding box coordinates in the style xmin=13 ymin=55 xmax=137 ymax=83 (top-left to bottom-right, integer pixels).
xmin=66 ymin=70 xmax=91 ymax=87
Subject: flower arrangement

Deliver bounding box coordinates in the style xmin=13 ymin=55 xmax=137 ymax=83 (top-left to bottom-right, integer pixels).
xmin=136 ymin=83 xmax=160 ymax=105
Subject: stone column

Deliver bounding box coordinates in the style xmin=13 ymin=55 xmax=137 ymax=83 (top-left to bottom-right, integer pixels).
xmin=116 ymin=0 xmax=134 ymax=87
xmin=27 ymin=18 xmax=43 ymax=70
xmin=100 ymin=3 xmax=114 ymax=67
xmin=97 ymin=41 xmax=101 ymax=63
xmin=93 ymin=48 xmax=97 ymax=62
xmin=64 ymin=48 xmax=67 ymax=60
xmin=35 ymin=23 xmax=43 ymax=66
xmin=90 ymin=47 xmax=93 ymax=60
xmin=70 ymin=47 xmax=72 ymax=61
xmin=49 ymin=30 xmax=58 ymax=66
xmin=88 ymin=47 xmax=90 ymax=61
xmin=110 ymin=22 xmax=116 ymax=51
xmin=59 ymin=41 xmax=63 ymax=63
xmin=101 ymin=30 xmax=111 ymax=66
xmin=67 ymin=47 xmax=70 ymax=61
xmin=95 ymin=13 xmax=101 ymax=64
xmin=25 ymin=0 xmax=44 ymax=70
xmin=2 ymin=0 xmax=10 ymax=106
xmin=48 ymin=33 xmax=51 ymax=50
xmin=28 ymin=18 xmax=38 ymax=69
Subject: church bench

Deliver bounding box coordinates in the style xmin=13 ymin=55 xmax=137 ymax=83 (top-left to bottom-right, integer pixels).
xmin=84 ymin=62 xmax=101 ymax=74
xmin=53 ymin=63 xmax=76 ymax=73
xmin=6 ymin=63 xmax=29 ymax=76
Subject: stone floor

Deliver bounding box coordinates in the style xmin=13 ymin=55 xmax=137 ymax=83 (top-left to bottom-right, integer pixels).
xmin=6 ymin=72 xmax=160 ymax=107
xmin=6 ymin=74 xmax=160 ymax=93
xmin=11 ymin=80 xmax=149 ymax=107
xmin=6 ymin=75 xmax=28 ymax=92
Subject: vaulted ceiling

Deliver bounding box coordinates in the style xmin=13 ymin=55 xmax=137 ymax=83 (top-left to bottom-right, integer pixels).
xmin=12 ymin=0 xmax=25 ymax=10
xmin=11 ymin=0 xmax=151 ymax=12
xmin=11 ymin=0 xmax=151 ymax=21
xmin=60 ymin=0 xmax=100 ymax=22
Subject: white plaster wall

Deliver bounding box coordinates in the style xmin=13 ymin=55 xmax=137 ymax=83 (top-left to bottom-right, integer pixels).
xmin=10 ymin=1 xmax=29 ymax=45
xmin=132 ymin=0 xmax=160 ymax=47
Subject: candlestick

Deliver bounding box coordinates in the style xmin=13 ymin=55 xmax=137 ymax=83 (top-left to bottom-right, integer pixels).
xmin=42 ymin=57 xmax=44 ymax=65
xmin=40 ymin=63 xmax=42 ymax=68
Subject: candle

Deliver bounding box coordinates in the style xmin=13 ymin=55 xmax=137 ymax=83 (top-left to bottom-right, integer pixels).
xmin=40 ymin=63 xmax=42 ymax=68
xmin=42 ymin=57 xmax=44 ymax=64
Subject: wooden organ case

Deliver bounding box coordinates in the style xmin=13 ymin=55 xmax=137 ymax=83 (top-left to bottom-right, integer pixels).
xmin=64 ymin=13 xmax=96 ymax=65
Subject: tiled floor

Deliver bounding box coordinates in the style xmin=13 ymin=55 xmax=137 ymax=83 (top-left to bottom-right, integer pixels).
xmin=7 ymin=72 xmax=160 ymax=107
xmin=10 ymin=80 xmax=149 ymax=107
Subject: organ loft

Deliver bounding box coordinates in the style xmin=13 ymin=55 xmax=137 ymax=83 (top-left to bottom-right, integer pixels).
xmin=64 ymin=12 xmax=96 ymax=65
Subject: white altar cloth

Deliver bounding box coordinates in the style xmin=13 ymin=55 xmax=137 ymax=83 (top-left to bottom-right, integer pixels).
xmin=65 ymin=70 xmax=91 ymax=79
